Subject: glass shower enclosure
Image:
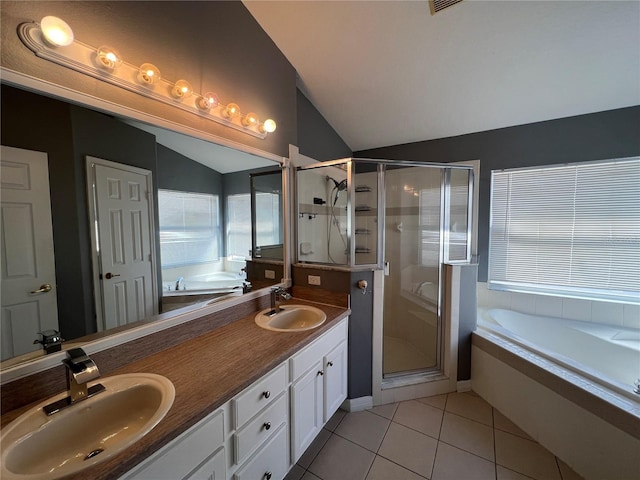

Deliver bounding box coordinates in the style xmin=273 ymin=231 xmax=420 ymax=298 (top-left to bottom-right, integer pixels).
xmin=296 ymin=158 xmax=474 ymax=385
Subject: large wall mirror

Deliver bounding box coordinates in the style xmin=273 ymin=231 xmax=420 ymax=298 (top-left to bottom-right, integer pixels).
xmin=0 ymin=83 xmax=286 ymax=370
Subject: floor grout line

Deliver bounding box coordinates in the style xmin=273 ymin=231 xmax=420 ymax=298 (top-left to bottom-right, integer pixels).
xmin=291 ymin=395 xmax=583 ymax=480
xmin=492 ymin=407 xmax=498 ymax=480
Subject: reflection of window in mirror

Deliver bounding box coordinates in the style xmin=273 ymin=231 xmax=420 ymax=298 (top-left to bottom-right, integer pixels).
xmin=159 ymin=190 xmax=220 ymax=267
xmin=227 ymin=194 xmax=252 ymax=258
xmin=254 ymin=192 xmax=281 ymax=253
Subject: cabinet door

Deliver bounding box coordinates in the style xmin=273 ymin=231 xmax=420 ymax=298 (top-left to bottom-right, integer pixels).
xmin=290 ymin=360 xmax=323 ymax=463
xmin=123 ymin=409 xmax=224 ymax=480
xmin=324 ymin=341 xmax=347 ymax=422
xmin=185 ymin=446 xmax=225 ymax=480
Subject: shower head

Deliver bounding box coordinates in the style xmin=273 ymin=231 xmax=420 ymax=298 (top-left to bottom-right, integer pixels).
xmin=326 ymin=176 xmax=347 ymax=191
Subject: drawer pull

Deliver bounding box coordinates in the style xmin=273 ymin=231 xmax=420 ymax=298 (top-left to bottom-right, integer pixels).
xmin=265 ymin=472 xmax=272 ymax=480
xmin=317 ymin=370 xmax=324 ymax=376
xmin=263 ymin=390 xmax=271 ymax=399
xmin=327 ymin=361 xmax=334 ymax=367
xmin=263 ymin=421 xmax=271 ymax=430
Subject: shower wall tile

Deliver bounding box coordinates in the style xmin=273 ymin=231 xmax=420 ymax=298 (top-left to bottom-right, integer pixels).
xmin=622 ymin=304 xmax=640 ymax=329
xmin=591 ymin=301 xmax=624 ymax=327
xmin=534 ymin=296 xmax=563 ymax=317
xmin=561 ymin=298 xmax=592 ymax=322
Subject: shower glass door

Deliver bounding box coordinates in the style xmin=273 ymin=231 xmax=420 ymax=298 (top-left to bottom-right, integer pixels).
xmin=383 ymin=165 xmax=443 ymax=379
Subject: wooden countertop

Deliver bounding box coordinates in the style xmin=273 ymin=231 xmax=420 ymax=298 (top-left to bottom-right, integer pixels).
xmin=1 ymin=299 xmax=350 ymax=480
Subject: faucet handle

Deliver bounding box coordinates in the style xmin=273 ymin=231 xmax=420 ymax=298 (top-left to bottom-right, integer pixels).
xmin=64 ymin=348 xmax=100 ymax=382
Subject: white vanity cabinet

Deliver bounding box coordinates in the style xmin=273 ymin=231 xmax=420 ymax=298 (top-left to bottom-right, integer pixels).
xmin=120 ymin=408 xmax=225 ymax=480
xmin=290 ymin=318 xmax=348 ymax=463
xmin=120 ymin=315 xmax=348 ymax=480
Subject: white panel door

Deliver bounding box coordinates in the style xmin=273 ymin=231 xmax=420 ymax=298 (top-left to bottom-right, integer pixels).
xmin=0 ymin=145 xmax=58 ymax=360
xmin=91 ymin=160 xmax=155 ymax=330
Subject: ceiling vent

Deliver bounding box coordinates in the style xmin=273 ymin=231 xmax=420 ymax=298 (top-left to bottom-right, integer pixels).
xmin=429 ymin=0 xmax=463 ymax=15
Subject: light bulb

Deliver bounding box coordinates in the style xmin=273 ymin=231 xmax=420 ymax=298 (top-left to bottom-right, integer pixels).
xmin=137 ymin=63 xmax=161 ymax=85
xmin=259 ymin=119 xmax=277 ymax=133
xmin=96 ymin=46 xmax=122 ymax=70
xmin=40 ymin=16 xmax=74 ymax=47
xmin=196 ymin=92 xmax=219 ymax=111
xmin=222 ymin=103 xmax=240 ymax=119
xmin=171 ymin=80 xmax=193 ymax=99
xmin=242 ymin=112 xmax=259 ymax=127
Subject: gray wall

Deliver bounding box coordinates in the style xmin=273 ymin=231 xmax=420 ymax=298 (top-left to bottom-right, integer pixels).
xmin=1 ymin=1 xmax=296 ymax=157
xmin=297 ymin=89 xmax=352 ymax=161
xmin=354 ymin=106 xmax=640 ymax=383
xmin=157 ymin=145 xmax=223 ymax=195
xmin=70 ymin=105 xmax=161 ymax=337
xmin=356 ymin=106 xmax=640 ymax=281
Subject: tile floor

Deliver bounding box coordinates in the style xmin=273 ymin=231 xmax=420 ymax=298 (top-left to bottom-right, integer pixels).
xmin=285 ymin=391 xmax=584 ymax=480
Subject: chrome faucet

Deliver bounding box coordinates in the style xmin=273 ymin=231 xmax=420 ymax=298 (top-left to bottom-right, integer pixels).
xmin=33 ymin=329 xmax=64 ymax=354
xmin=175 ymin=277 xmax=184 ymax=291
xmin=43 ymin=347 xmax=105 ymax=415
xmin=268 ymin=286 xmax=292 ymax=316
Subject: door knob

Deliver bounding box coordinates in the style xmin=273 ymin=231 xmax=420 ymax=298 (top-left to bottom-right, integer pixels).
xmin=104 ymin=272 xmax=121 ymax=279
xmin=30 ymin=284 xmax=52 ymax=294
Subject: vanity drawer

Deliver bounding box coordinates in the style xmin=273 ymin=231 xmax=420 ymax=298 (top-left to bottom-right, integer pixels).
xmin=234 ymin=392 xmax=287 ymax=465
xmin=233 ymin=363 xmax=286 ymax=429
xmin=233 ymin=423 xmax=288 ymax=480
xmin=290 ymin=318 xmax=348 ymax=381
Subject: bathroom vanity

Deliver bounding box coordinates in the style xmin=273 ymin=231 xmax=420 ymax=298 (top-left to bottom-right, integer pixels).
xmin=0 ymin=299 xmax=349 ymax=480
xmin=121 ymin=316 xmax=347 ymax=480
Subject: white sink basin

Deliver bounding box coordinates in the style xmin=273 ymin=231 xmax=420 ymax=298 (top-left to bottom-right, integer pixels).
xmin=1 ymin=373 xmax=175 ymax=480
xmin=255 ymin=304 xmax=327 ymax=332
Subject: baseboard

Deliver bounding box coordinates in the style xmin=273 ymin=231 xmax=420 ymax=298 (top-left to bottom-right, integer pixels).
xmin=457 ymin=380 xmax=472 ymax=392
xmin=341 ymin=396 xmax=373 ymax=412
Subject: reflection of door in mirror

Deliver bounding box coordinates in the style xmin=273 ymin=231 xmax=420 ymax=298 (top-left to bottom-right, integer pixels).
xmin=87 ymin=157 xmax=156 ymax=330
xmin=1 ymin=146 xmax=59 ymax=360
xmin=1 ymin=84 xmax=284 ymax=368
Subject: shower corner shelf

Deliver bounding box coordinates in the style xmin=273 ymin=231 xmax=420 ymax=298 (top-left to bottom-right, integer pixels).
xmin=355 ymin=205 xmax=371 ymax=212
xmin=355 ymin=185 xmax=372 ymax=192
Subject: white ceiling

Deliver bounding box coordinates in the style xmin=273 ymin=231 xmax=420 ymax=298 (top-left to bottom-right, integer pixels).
xmin=124 ymin=120 xmax=276 ymax=173
xmin=244 ymin=0 xmax=640 ymax=151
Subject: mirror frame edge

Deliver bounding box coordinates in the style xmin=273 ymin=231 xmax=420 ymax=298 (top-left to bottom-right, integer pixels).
xmin=0 ymin=66 xmax=292 ymax=384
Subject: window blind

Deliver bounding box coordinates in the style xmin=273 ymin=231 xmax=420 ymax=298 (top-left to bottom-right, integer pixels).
xmin=488 ymin=158 xmax=640 ymax=304
xmin=158 ymin=190 xmax=220 ymax=267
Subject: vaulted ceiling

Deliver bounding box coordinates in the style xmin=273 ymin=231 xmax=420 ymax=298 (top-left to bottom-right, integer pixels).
xmin=244 ymin=1 xmax=640 ymax=151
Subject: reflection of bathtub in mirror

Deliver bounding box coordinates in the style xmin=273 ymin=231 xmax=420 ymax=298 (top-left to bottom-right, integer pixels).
xmin=161 ymin=272 xmax=245 ymax=312
xmin=164 ymin=272 xmax=245 ymax=292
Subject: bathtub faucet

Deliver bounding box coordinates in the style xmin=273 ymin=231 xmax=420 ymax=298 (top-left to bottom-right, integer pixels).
xmin=634 ymin=379 xmax=640 ymax=395
xmin=268 ymin=286 xmax=292 ymax=316
xmin=175 ymin=277 xmax=184 ymax=291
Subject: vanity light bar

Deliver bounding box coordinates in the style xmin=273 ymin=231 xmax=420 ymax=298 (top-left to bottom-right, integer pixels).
xmin=18 ymin=17 xmax=277 ymax=139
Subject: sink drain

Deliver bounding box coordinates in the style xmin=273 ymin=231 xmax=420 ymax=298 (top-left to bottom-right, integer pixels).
xmin=84 ymin=448 xmax=105 ymax=461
